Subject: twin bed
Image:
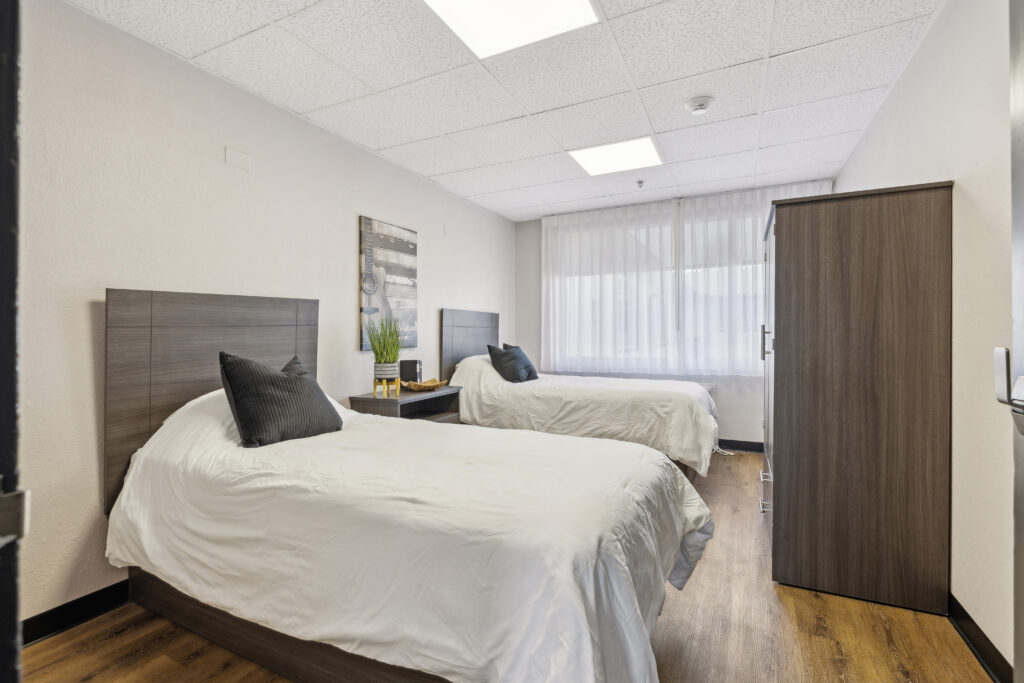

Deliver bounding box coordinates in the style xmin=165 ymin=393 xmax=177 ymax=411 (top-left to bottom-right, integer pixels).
xmin=441 ymin=308 xmax=719 ymax=477
xmin=104 ymin=291 xmax=718 ymax=683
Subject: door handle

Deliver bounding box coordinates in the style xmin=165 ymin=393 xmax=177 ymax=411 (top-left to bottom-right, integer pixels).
xmin=994 ymin=347 xmax=1024 ymax=434
xmin=760 ymin=324 xmax=772 ymax=360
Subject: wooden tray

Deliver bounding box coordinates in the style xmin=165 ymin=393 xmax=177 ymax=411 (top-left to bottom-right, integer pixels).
xmin=400 ymin=378 xmax=449 ymax=392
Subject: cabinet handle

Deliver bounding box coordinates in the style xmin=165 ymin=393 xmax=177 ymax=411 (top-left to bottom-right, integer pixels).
xmin=760 ymin=324 xmax=772 ymax=360
xmin=759 ymin=498 xmax=771 ymax=514
xmin=759 ymin=470 xmax=772 ymax=483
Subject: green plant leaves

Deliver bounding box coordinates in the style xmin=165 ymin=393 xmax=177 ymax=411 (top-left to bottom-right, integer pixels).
xmin=366 ymin=316 xmax=403 ymax=363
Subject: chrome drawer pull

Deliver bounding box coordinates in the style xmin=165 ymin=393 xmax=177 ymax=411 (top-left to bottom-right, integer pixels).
xmin=759 ymin=498 xmax=771 ymax=514
xmin=759 ymin=470 xmax=773 ymax=483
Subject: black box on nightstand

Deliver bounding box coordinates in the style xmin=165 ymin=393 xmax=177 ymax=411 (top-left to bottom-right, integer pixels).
xmin=400 ymin=360 xmax=422 ymax=382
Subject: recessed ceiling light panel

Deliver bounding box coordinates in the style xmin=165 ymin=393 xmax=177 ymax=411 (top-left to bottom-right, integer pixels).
xmin=423 ymin=0 xmax=598 ymax=59
xmin=569 ymin=137 xmax=663 ymax=176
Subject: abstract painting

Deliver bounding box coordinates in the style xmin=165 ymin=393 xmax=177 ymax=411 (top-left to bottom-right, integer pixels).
xmin=359 ymin=216 xmax=418 ymax=350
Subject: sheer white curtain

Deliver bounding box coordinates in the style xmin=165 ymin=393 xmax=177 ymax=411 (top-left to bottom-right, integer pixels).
xmin=541 ymin=180 xmax=832 ymax=376
xmin=677 ymin=180 xmax=831 ymax=375
xmin=541 ymin=200 xmax=679 ymax=374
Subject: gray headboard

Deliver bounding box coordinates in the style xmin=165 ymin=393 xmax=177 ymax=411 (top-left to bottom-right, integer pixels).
xmin=104 ymin=289 xmax=318 ymax=514
xmin=440 ymin=308 xmax=498 ymax=381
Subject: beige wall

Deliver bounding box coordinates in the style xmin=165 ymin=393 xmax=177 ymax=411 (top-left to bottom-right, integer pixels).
xmin=514 ymin=220 xmax=543 ymax=362
xmin=835 ymin=0 xmax=1013 ymax=660
xmin=19 ymin=0 xmax=516 ymax=619
xmin=514 ymin=219 xmax=765 ymax=442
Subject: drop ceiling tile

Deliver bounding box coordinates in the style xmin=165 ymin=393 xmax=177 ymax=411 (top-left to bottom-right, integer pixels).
xmin=386 ymin=64 xmax=524 ymax=134
xmin=306 ymin=92 xmax=440 ymax=150
xmin=432 ymin=166 xmax=510 ymax=196
xmin=448 ymin=118 xmax=562 ymax=165
xmin=640 ymin=61 xmax=765 ymax=133
xmin=525 ymin=164 xmax=677 ymax=205
xmin=533 ymin=93 xmax=652 ymax=150
xmin=251 ymin=0 xmax=323 ymax=22
xmin=633 ymin=186 xmax=688 ymax=203
xmin=656 ymin=116 xmax=759 ymax=163
xmin=610 ymin=0 xmax=773 ymax=87
xmin=759 ymin=88 xmax=886 ymax=147
xmin=598 ymin=0 xmax=668 ymax=20
xmin=380 ymin=136 xmax=484 ymax=176
xmin=68 ymin=0 xmax=320 ymax=58
xmin=587 ymin=164 xmax=678 ymax=195
xmin=765 ymin=19 xmax=927 ymax=110
xmin=546 ymin=194 xmax=647 ymax=214
xmin=754 ymin=164 xmax=840 ymax=188
xmin=771 ymin=0 xmax=940 ymax=54
xmin=280 ymin=0 xmax=475 ymax=90
xmin=490 ymin=154 xmax=589 ymax=188
xmin=678 ymin=176 xmax=756 ymax=197
xmin=755 ymin=132 xmax=860 ymax=174
xmin=669 ymin=151 xmax=756 ymax=185
xmin=483 ymin=23 xmax=632 ymax=114
xmin=471 ymin=187 xmax=551 ymax=212
xmin=195 ymin=26 xmax=370 ymax=114
xmin=529 ymin=179 xmax=609 ymax=205
xmin=434 ymin=153 xmax=587 ymax=196
xmin=542 ymin=198 xmax=598 ymax=215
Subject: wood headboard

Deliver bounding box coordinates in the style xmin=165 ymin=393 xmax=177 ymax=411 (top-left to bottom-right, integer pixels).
xmin=439 ymin=308 xmax=498 ymax=381
xmin=104 ymin=289 xmax=319 ymax=514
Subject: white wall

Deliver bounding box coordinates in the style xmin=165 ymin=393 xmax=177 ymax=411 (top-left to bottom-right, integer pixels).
xmin=514 ymin=220 xmax=543 ymax=362
xmin=19 ymin=0 xmax=516 ymax=619
xmin=834 ymin=0 xmax=1013 ymax=661
xmin=514 ymin=219 xmax=765 ymax=442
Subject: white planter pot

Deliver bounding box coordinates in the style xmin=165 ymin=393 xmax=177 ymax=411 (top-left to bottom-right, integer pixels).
xmin=373 ymin=362 xmax=400 ymax=380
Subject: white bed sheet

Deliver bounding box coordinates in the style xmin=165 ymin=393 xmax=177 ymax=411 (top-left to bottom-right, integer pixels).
xmin=107 ymin=390 xmax=713 ymax=683
xmin=450 ymin=356 xmax=719 ymax=476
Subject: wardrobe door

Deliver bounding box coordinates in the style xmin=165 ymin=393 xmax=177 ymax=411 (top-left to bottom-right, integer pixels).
xmin=762 ymin=214 xmax=776 ymax=526
xmin=772 ymin=187 xmax=951 ymax=614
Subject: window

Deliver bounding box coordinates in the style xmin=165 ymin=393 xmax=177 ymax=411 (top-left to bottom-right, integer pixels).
xmin=541 ymin=181 xmax=831 ymax=377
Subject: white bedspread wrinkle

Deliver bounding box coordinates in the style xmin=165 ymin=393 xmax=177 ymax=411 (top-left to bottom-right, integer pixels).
xmin=451 ymin=356 xmax=719 ymax=476
xmin=107 ymin=390 xmax=713 ymax=683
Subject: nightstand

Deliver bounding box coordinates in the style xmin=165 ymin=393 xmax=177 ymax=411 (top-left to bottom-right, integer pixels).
xmin=348 ymin=385 xmax=461 ymax=424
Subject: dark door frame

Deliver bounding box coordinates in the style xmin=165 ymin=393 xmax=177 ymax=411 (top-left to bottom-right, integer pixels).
xmin=0 ymin=0 xmax=19 ymax=678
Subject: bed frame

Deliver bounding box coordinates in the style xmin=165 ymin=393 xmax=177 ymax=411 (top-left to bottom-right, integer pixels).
xmin=104 ymin=289 xmax=446 ymax=683
xmin=439 ymin=308 xmax=498 ymax=381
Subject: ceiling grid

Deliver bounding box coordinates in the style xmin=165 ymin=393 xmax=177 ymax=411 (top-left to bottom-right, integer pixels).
xmin=65 ymin=0 xmax=945 ymax=221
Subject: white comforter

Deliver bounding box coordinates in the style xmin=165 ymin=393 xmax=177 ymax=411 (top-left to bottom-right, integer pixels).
xmin=107 ymin=390 xmax=713 ymax=683
xmin=451 ymin=356 xmax=719 ymax=476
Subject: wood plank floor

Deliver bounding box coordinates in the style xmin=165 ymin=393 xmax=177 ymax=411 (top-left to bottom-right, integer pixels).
xmin=24 ymin=453 xmax=988 ymax=682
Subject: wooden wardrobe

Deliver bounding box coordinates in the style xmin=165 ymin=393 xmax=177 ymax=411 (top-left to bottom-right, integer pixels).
xmin=762 ymin=182 xmax=952 ymax=614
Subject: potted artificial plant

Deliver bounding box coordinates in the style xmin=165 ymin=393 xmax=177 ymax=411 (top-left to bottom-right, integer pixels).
xmin=366 ymin=316 xmax=402 ymax=382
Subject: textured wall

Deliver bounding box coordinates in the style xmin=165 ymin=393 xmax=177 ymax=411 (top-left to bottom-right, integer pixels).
xmin=835 ymin=0 xmax=1013 ymax=661
xmin=19 ymin=0 xmax=515 ymax=618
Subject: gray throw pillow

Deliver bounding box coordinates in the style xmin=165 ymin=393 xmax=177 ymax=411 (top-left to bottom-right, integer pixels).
xmin=488 ymin=344 xmax=538 ymax=383
xmin=502 ymin=344 xmax=539 ymax=380
xmin=220 ymin=352 xmax=342 ymax=447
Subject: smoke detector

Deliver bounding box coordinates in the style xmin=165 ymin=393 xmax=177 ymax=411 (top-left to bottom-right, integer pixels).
xmin=685 ymin=96 xmax=714 ymax=116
